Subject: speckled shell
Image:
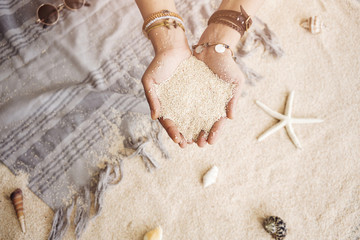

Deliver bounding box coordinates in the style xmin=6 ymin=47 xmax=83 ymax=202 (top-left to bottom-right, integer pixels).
xmin=263 ymin=216 xmax=287 ymax=240
xmin=301 ymin=16 xmax=323 ymax=34
xmin=10 ymin=188 xmax=26 ymax=233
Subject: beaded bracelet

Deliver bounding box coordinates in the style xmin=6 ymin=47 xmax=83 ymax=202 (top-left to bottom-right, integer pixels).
xmin=142 ymin=9 xmax=183 ymax=31
xmin=145 ymin=19 xmax=185 ymax=37
xmin=192 ymin=42 xmax=237 ymax=61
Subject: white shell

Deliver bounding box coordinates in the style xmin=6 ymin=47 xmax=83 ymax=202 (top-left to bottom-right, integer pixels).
xmin=144 ymin=226 xmax=163 ymax=240
xmin=195 ymin=45 xmax=204 ymax=54
xmin=301 ymin=16 xmax=323 ymax=34
xmin=214 ymin=44 xmax=226 ymax=53
xmin=202 ymin=165 xmax=218 ymax=188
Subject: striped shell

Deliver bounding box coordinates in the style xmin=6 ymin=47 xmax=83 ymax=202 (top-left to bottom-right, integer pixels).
xmin=301 ymin=16 xmax=323 ymax=34
xmin=10 ymin=188 xmax=26 ymax=233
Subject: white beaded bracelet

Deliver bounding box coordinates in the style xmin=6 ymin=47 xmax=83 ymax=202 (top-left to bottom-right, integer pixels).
xmin=144 ymin=16 xmax=185 ymax=32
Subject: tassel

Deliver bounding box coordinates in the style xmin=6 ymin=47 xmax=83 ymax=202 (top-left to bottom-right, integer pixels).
xmin=236 ymin=17 xmax=284 ymax=85
xmin=94 ymin=160 xmax=123 ymax=219
xmin=10 ymin=188 xmax=26 ymax=233
xmin=128 ymin=141 xmax=159 ymax=171
xmin=48 ymin=202 xmax=75 ymax=240
xmin=74 ymin=187 xmax=91 ymax=239
xmin=150 ymin=121 xmax=170 ymax=160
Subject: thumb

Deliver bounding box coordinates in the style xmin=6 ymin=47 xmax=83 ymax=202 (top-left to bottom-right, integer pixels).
xmin=142 ymin=75 xmax=161 ymax=120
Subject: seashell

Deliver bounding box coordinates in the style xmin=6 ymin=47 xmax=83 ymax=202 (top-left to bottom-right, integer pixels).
xmin=143 ymin=226 xmax=163 ymax=240
xmin=202 ymin=165 xmax=218 ymax=188
xmin=300 ymin=16 xmax=323 ymax=34
xmin=263 ymin=216 xmax=287 ymax=240
xmin=10 ymin=188 xmax=26 ymax=233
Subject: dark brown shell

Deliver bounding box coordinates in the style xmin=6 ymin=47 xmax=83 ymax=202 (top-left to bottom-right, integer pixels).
xmin=263 ymin=216 xmax=287 ymax=240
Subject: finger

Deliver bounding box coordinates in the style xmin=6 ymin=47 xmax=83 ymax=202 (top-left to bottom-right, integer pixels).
xmin=159 ymin=117 xmax=182 ymax=144
xmin=142 ymin=75 xmax=161 ymax=120
xmin=207 ymin=117 xmax=227 ymax=145
xmin=226 ymin=81 xmax=241 ymax=119
xmin=178 ymin=134 xmax=187 ymax=148
xmin=196 ymin=130 xmax=207 ymax=148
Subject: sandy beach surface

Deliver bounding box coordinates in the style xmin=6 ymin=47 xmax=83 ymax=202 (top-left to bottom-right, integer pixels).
xmin=1 ymin=0 xmax=359 ymax=239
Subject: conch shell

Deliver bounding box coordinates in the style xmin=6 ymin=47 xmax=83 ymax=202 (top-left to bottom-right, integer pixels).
xmin=202 ymin=165 xmax=219 ymax=188
xmin=300 ymin=16 xmax=324 ymax=34
xmin=143 ymin=226 xmax=163 ymax=240
xmin=10 ymin=188 xmax=26 ymax=233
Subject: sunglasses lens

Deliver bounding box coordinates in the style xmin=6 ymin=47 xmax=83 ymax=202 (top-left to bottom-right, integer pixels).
xmin=38 ymin=4 xmax=59 ymax=25
xmin=64 ymin=0 xmax=84 ymax=10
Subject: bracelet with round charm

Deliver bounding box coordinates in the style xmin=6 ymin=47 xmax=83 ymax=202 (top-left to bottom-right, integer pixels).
xmin=192 ymin=42 xmax=236 ymax=61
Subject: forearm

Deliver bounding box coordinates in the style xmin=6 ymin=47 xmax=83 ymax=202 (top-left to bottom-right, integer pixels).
xmin=218 ymin=0 xmax=265 ymax=15
xmin=134 ymin=0 xmax=188 ymax=54
xmin=135 ymin=0 xmax=178 ymax=20
xmin=199 ymin=0 xmax=265 ymax=49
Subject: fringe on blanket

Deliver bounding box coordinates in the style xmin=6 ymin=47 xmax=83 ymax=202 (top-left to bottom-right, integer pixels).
xmin=236 ymin=16 xmax=284 ymax=85
xmin=48 ymin=122 xmax=168 ymax=240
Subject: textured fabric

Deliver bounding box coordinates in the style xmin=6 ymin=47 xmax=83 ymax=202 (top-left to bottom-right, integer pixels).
xmin=0 ymin=0 xmax=167 ymax=238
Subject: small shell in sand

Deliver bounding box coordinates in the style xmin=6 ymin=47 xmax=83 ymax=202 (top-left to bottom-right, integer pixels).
xmin=10 ymin=188 xmax=26 ymax=233
xmin=202 ymin=165 xmax=219 ymax=188
xmin=263 ymin=216 xmax=287 ymax=240
xmin=144 ymin=226 xmax=163 ymax=240
xmin=300 ymin=16 xmax=323 ymax=34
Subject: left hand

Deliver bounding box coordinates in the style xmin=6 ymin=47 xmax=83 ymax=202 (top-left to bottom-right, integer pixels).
xmin=193 ymin=23 xmax=245 ymax=147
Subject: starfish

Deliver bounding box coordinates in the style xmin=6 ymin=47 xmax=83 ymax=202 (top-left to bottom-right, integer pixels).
xmin=256 ymin=91 xmax=323 ymax=149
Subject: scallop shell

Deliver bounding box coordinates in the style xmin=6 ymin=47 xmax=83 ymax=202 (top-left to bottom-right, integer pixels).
xmin=202 ymin=165 xmax=218 ymax=188
xmin=10 ymin=188 xmax=26 ymax=233
xmin=263 ymin=216 xmax=287 ymax=240
xmin=301 ymin=16 xmax=323 ymax=34
xmin=143 ymin=226 xmax=163 ymax=240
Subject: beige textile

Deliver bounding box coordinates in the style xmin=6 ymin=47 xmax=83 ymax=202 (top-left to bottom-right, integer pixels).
xmin=0 ymin=0 xmax=359 ymax=239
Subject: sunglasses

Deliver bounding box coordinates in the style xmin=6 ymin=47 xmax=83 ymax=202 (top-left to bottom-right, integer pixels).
xmin=36 ymin=0 xmax=90 ymax=27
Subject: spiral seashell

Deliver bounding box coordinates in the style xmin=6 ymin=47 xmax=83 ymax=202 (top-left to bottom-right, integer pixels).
xmin=143 ymin=226 xmax=163 ymax=240
xmin=263 ymin=216 xmax=287 ymax=240
xmin=301 ymin=16 xmax=323 ymax=34
xmin=10 ymin=188 xmax=26 ymax=233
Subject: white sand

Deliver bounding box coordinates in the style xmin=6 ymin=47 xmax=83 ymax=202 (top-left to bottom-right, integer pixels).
xmin=155 ymin=56 xmax=234 ymax=141
xmin=1 ymin=0 xmax=360 ymax=239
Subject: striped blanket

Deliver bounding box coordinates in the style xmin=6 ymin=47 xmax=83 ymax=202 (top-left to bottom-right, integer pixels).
xmin=0 ymin=0 xmax=171 ymax=238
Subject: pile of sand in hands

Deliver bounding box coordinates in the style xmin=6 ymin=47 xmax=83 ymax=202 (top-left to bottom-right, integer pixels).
xmin=155 ymin=56 xmax=235 ymax=141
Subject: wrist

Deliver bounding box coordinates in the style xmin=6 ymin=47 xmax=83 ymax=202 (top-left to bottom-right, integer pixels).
xmin=149 ymin=26 xmax=189 ymax=54
xmin=198 ymin=23 xmax=240 ymax=50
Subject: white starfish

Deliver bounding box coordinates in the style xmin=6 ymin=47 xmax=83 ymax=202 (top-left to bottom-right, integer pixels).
xmin=255 ymin=91 xmax=323 ymax=149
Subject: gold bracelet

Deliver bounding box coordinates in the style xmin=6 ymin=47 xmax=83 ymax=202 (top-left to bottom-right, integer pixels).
xmin=192 ymin=42 xmax=236 ymax=61
xmin=143 ymin=9 xmax=183 ymax=31
xmin=145 ymin=19 xmax=185 ymax=38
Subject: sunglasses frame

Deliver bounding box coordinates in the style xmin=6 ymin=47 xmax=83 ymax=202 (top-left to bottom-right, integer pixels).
xmin=36 ymin=0 xmax=88 ymax=26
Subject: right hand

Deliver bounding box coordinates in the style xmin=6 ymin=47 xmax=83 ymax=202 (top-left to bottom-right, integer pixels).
xmin=142 ymin=26 xmax=192 ymax=148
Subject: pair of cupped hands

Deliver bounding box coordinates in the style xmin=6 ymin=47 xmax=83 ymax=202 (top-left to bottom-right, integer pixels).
xmin=141 ymin=24 xmax=245 ymax=148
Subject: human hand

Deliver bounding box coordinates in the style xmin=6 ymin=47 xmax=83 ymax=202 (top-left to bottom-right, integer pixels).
xmin=142 ymin=26 xmax=192 ymax=148
xmin=193 ymin=24 xmax=245 ymax=147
